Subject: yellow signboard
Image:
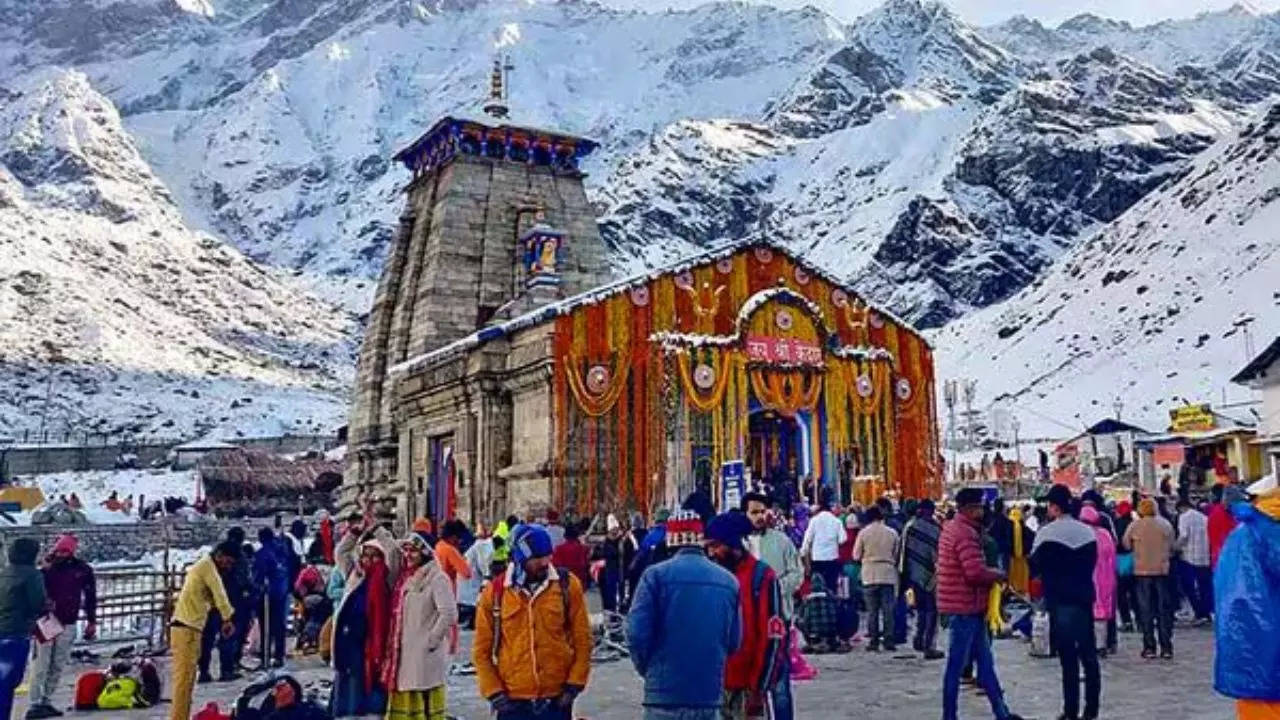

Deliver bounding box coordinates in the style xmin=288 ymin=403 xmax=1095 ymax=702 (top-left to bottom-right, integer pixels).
xmin=1169 ymin=404 xmax=1216 ymax=433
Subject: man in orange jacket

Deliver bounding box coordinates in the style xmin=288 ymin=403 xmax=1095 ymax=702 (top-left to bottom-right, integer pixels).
xmin=473 ymin=523 xmax=592 ymax=719
xmin=707 ymin=512 xmax=785 ymax=720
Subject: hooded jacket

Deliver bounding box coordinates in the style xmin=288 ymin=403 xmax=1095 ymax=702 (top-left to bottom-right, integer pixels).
xmin=0 ymin=538 xmax=46 ymax=636
xmin=472 ymin=564 xmax=592 ymax=701
xmin=42 ymin=555 xmax=97 ymax=626
xmin=1214 ymin=503 xmax=1280 ymax=700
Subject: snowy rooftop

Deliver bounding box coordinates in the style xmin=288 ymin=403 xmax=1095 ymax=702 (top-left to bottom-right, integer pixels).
xmin=388 ymin=238 xmax=924 ymax=378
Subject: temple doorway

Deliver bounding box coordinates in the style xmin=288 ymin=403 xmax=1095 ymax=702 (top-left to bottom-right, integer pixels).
xmin=748 ymin=408 xmax=808 ymax=491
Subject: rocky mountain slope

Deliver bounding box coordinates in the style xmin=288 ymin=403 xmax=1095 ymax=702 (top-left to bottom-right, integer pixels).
xmin=0 ymin=69 xmax=355 ymax=440
xmin=933 ymin=101 xmax=1280 ymax=436
xmin=2 ymin=0 xmax=1280 ymax=436
xmin=602 ymin=0 xmax=1252 ymax=326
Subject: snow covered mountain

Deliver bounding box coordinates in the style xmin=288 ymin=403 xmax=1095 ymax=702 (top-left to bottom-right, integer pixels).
xmin=3 ymin=0 xmax=1280 ymax=437
xmin=984 ymin=4 xmax=1274 ymax=72
xmin=0 ymin=69 xmax=355 ymax=440
xmin=601 ymin=0 xmax=1251 ymax=326
xmin=933 ymin=100 xmax=1280 ymax=436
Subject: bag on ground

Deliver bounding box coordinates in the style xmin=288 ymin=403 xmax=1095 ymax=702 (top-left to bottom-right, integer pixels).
xmin=137 ymin=657 xmax=162 ymax=706
xmin=74 ymin=670 xmax=108 ymax=710
xmin=96 ymin=676 xmax=141 ymax=709
xmin=1029 ymin=610 xmax=1051 ymax=658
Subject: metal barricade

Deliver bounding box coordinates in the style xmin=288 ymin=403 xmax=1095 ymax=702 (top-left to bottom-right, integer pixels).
xmin=77 ymin=563 xmax=188 ymax=649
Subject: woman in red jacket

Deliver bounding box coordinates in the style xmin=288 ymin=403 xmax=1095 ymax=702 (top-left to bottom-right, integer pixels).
xmin=551 ymin=524 xmax=592 ymax=587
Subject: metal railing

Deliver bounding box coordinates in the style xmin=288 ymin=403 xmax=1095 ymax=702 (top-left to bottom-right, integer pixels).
xmin=75 ymin=563 xmax=187 ymax=650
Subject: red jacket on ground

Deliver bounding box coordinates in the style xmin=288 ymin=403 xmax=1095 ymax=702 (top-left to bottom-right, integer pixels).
xmin=936 ymin=514 xmax=1003 ymax=616
xmin=725 ymin=555 xmax=785 ymax=692
xmin=1207 ymin=502 xmax=1237 ymax=569
xmin=551 ymin=538 xmax=591 ymax=586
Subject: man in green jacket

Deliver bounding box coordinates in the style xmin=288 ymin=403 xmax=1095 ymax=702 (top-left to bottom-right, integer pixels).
xmin=744 ymin=491 xmax=801 ymax=720
xmin=0 ymin=538 xmax=48 ymax=719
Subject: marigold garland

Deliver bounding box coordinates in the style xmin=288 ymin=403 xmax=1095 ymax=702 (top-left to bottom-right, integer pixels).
xmin=750 ymin=368 xmax=822 ymax=417
xmin=675 ymin=349 xmax=734 ymax=413
xmin=546 ymin=246 xmax=942 ymax=518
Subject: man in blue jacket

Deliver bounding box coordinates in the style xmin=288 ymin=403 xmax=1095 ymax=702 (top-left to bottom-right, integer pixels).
xmin=627 ymin=509 xmax=741 ymax=720
xmin=252 ymin=527 xmax=291 ymax=667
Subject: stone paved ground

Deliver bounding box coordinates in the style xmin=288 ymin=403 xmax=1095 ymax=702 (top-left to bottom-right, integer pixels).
xmin=16 ymin=622 xmax=1233 ymax=719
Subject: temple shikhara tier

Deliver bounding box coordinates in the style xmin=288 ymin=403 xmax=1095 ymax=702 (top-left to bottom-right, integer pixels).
xmin=343 ymin=62 xmax=941 ymax=528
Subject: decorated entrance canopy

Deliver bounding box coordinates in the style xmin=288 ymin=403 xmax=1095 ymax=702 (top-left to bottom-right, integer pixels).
xmin=392 ymin=241 xmax=941 ymax=515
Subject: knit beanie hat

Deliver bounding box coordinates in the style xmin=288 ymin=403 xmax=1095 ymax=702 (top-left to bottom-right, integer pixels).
xmin=705 ymin=512 xmax=752 ymax=549
xmin=665 ymin=509 xmax=704 ymax=547
xmin=52 ymin=533 xmax=78 ymax=555
xmin=511 ymin=524 xmax=553 ymax=561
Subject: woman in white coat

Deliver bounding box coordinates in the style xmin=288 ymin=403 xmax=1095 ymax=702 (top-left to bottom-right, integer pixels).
xmin=382 ymin=531 xmax=458 ymax=720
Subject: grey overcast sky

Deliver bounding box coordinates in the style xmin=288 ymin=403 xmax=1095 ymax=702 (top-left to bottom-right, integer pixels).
xmin=605 ymin=0 xmax=1276 ymax=26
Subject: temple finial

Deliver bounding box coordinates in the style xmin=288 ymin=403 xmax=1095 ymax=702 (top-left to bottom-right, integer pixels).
xmin=483 ymin=56 xmax=512 ymax=120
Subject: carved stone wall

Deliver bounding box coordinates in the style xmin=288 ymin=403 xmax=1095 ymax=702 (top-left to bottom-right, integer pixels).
xmin=344 ymin=132 xmax=610 ymax=524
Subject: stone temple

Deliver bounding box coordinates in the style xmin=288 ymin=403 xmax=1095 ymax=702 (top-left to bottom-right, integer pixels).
xmin=344 ymin=63 xmax=941 ymax=529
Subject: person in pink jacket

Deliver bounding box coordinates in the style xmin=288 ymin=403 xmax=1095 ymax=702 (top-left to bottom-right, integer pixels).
xmin=1080 ymin=507 xmax=1117 ymax=657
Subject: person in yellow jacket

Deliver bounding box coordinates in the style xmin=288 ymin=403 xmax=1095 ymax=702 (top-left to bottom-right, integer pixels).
xmin=492 ymin=515 xmax=517 ymax=564
xmin=169 ymin=543 xmax=238 ymax=720
xmin=473 ymin=524 xmax=591 ymax=719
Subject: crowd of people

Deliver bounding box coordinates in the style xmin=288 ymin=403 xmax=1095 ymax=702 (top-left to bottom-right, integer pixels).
xmin=0 ymin=469 xmax=1271 ymax=720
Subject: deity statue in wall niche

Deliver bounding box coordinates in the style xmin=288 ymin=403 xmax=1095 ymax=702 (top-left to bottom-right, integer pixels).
xmin=536 ymin=235 xmax=559 ymax=274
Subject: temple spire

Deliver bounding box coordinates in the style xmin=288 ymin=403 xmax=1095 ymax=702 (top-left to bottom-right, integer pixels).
xmin=482 ymin=56 xmax=512 ymax=120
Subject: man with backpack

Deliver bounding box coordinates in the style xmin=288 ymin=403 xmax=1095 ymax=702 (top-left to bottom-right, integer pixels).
xmin=253 ymin=528 xmax=291 ymax=668
xmin=27 ymin=534 xmax=96 ymax=719
xmin=706 ymin=512 xmax=785 ymax=720
xmin=472 ymin=524 xmax=591 ymax=720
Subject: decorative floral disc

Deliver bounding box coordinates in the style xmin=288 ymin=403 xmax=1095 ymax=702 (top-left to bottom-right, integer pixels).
xmin=856 ymin=373 xmax=874 ymax=398
xmin=675 ymin=271 xmax=695 ymax=290
xmin=630 ymin=286 xmax=651 ymax=306
xmin=754 ymin=247 xmax=774 ymax=263
xmin=870 ymin=312 xmax=885 ymax=329
xmin=794 ymin=267 xmax=810 ymax=285
xmin=774 ymin=308 xmax=794 ymax=331
xmin=716 ymin=258 xmax=734 ymax=274
xmin=831 ymin=289 xmax=849 ymax=307
xmin=895 ymin=377 xmax=912 ymax=402
xmin=693 ymin=363 xmax=716 ymax=390
xmin=586 ymin=365 xmax=611 ymax=395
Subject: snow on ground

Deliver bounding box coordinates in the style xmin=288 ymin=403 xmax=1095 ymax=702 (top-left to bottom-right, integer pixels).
xmin=8 ymin=468 xmax=199 ymax=525
xmin=97 ymin=545 xmax=210 ymax=571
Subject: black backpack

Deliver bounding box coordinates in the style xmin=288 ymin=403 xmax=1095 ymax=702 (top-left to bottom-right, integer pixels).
xmin=136 ymin=658 xmax=161 ymax=707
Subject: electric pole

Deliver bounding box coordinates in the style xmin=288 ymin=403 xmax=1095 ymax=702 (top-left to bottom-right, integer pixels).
xmin=963 ymin=379 xmax=978 ymax=451
xmin=1011 ymin=415 xmax=1022 ymax=498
